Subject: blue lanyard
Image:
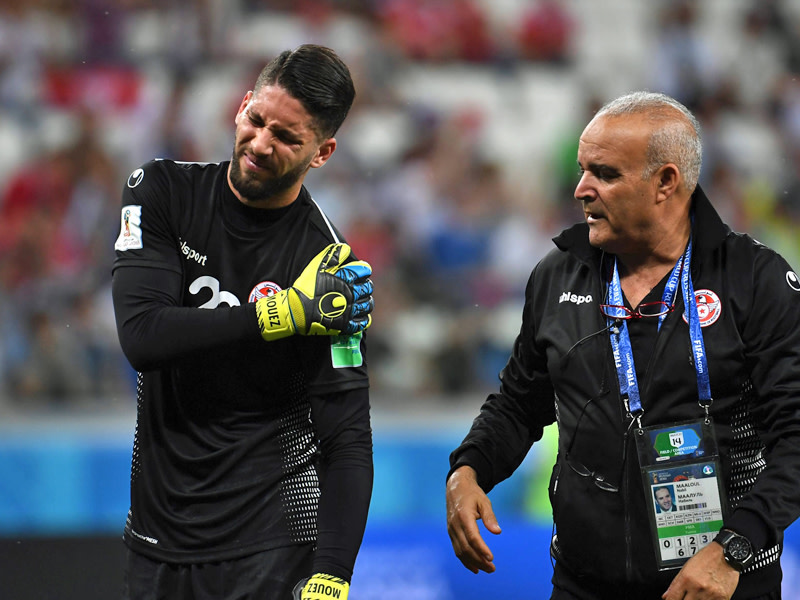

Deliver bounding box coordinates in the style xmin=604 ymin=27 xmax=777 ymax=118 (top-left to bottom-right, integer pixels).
xmin=606 ymin=238 xmax=712 ymax=418
xmin=681 ymin=239 xmax=713 ymax=409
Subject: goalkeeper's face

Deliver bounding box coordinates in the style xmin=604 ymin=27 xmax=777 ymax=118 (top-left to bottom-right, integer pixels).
xmin=228 ymin=85 xmax=335 ymax=207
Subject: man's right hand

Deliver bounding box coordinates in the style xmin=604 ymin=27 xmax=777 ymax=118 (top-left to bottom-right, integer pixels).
xmin=292 ymin=573 xmax=349 ymax=600
xmin=446 ymin=465 xmax=502 ymax=574
xmin=256 ymin=243 xmax=373 ymax=342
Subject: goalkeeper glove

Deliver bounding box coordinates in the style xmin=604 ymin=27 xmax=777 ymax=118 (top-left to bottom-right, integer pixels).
xmin=292 ymin=574 xmax=349 ymax=600
xmin=256 ymin=243 xmax=373 ymax=342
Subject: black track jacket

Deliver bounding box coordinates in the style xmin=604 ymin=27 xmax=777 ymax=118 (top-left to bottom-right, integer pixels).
xmin=450 ymin=186 xmax=800 ymax=596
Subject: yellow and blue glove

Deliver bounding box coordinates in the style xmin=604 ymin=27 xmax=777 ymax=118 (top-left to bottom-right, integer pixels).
xmin=292 ymin=573 xmax=349 ymax=600
xmin=256 ymin=243 xmax=373 ymax=342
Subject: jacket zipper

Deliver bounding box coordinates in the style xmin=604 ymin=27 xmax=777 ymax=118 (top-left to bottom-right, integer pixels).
xmin=623 ymin=430 xmax=634 ymax=588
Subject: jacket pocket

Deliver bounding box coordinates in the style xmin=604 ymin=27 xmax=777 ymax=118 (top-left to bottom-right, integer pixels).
xmin=549 ymin=456 xmax=627 ymax=579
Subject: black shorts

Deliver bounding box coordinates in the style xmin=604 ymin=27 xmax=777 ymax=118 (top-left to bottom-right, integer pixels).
xmin=122 ymin=544 xmax=314 ymax=600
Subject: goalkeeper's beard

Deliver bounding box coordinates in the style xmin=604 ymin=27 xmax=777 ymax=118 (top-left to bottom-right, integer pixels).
xmin=229 ymin=146 xmax=313 ymax=203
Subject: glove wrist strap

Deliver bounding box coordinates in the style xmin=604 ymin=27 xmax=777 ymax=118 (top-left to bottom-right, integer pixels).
xmin=256 ymin=291 xmax=296 ymax=341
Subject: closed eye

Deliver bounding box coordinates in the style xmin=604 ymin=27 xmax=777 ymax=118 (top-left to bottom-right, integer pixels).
xmin=277 ymin=132 xmax=301 ymax=145
xmin=247 ymin=113 xmax=264 ymax=127
xmin=246 ymin=113 xmax=302 ymax=145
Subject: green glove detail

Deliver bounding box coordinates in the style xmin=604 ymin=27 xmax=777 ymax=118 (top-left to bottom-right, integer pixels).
xmin=256 ymin=243 xmax=373 ymax=342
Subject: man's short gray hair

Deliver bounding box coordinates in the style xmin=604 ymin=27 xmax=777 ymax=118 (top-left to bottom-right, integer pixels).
xmin=592 ymin=91 xmax=703 ymax=193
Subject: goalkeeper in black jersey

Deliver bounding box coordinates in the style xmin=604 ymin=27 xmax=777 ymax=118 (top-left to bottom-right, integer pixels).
xmin=112 ymin=45 xmax=374 ymax=600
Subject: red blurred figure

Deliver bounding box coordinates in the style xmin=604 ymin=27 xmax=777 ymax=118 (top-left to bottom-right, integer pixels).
xmin=517 ymin=0 xmax=574 ymax=63
xmin=379 ymin=0 xmax=494 ymax=62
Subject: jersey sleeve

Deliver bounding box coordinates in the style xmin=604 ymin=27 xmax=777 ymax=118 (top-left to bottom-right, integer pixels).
xmin=112 ymin=264 xmax=259 ymax=372
xmin=111 ymin=160 xmax=262 ymax=371
xmin=113 ymin=160 xmax=182 ymax=275
xmin=308 ymin=386 xmax=373 ymax=580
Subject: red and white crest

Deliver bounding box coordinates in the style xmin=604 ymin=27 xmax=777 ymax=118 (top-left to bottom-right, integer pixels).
xmin=248 ymin=281 xmax=282 ymax=303
xmin=682 ymin=289 xmax=721 ymax=327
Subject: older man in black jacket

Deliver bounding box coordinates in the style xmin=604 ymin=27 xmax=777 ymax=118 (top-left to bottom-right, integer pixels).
xmin=446 ymin=91 xmax=800 ymax=600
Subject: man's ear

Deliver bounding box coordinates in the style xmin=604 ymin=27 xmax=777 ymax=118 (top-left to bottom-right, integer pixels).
xmin=655 ymin=163 xmax=681 ymax=203
xmin=234 ymin=91 xmax=254 ymax=123
xmin=310 ymin=138 xmax=337 ymax=168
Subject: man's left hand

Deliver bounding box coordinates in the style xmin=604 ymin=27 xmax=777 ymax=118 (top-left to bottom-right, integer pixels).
xmin=662 ymin=542 xmax=739 ymax=600
xmin=256 ymin=243 xmax=373 ymax=341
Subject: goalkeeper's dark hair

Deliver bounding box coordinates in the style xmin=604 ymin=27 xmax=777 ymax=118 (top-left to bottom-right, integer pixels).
xmin=254 ymin=44 xmax=355 ymax=139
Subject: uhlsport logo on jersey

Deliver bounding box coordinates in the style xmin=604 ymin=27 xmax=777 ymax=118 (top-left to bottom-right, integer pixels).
xmin=115 ymin=205 xmax=143 ymax=251
xmin=559 ymin=291 xmax=593 ymax=305
xmin=787 ymin=271 xmax=800 ymax=292
xmin=249 ymin=281 xmax=282 ymax=303
xmin=179 ymin=240 xmax=208 ymax=266
xmin=127 ymin=168 xmax=144 ymax=188
xmin=682 ymin=289 xmax=721 ymax=327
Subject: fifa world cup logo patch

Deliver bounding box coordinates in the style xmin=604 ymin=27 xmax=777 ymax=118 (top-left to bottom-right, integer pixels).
xmin=115 ymin=205 xmax=143 ymax=251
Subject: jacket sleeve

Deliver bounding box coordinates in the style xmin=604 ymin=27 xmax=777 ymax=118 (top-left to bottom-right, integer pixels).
xmin=309 ymin=386 xmax=373 ymax=581
xmin=726 ymin=246 xmax=800 ymax=550
xmin=448 ymin=269 xmax=557 ymax=492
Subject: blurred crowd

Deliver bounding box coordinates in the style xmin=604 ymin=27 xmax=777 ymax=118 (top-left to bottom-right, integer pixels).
xmin=2 ymin=0 xmax=800 ymax=410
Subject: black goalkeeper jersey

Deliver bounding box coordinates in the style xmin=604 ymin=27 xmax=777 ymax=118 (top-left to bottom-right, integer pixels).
xmin=111 ymin=159 xmax=372 ymax=571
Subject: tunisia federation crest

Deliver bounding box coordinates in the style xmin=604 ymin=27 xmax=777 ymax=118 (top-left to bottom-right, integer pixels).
xmin=682 ymin=289 xmax=721 ymax=327
xmin=249 ymin=281 xmax=282 ymax=303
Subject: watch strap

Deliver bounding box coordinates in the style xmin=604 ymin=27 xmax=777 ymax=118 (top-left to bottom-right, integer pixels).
xmin=714 ymin=528 xmax=754 ymax=572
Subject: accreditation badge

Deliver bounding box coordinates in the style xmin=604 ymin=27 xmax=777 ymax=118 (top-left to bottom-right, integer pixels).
xmin=635 ymin=419 xmax=729 ymax=570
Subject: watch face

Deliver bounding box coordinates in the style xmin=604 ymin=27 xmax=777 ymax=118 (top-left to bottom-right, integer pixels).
xmin=728 ymin=537 xmax=752 ymax=561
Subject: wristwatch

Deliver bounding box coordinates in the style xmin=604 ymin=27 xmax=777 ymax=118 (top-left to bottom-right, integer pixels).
xmin=714 ymin=529 xmax=754 ymax=572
